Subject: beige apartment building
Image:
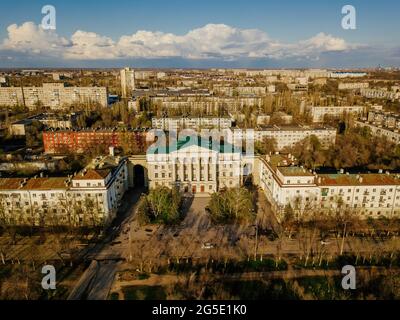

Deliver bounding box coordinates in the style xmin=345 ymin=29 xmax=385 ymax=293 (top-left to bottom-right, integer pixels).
xmin=309 ymin=105 xmax=366 ymax=122
xmin=120 ymin=67 xmax=135 ymax=98
xmin=0 ymin=155 xmax=128 ymax=227
xmin=151 ymin=117 xmax=233 ymax=131
xmin=0 ymin=83 xmax=108 ymax=109
xmin=229 ymin=126 xmax=336 ymax=150
xmin=258 ymin=153 xmax=400 ymax=220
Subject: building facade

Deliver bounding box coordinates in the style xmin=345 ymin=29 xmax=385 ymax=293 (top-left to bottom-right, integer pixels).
xmin=146 ymin=138 xmax=243 ymax=195
xmin=151 ymin=117 xmax=233 ymax=131
xmin=43 ymin=129 xmax=152 ymax=154
xmin=309 ymin=105 xmax=365 ymax=122
xmin=0 ymin=156 xmax=128 ymax=226
xmin=230 ymin=126 xmax=337 ymax=150
xmin=258 ymin=154 xmax=400 ymax=220
xmin=120 ymin=67 xmax=135 ymax=98
xmin=0 ymin=83 xmax=108 ymax=109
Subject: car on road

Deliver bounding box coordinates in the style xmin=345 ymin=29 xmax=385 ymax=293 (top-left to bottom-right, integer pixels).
xmin=201 ymin=242 xmax=215 ymax=249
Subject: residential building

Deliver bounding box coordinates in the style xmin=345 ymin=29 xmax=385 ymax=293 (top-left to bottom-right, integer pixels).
xmin=360 ymin=88 xmax=399 ymax=100
xmin=0 ymin=83 xmax=108 ymax=109
xmin=42 ymin=128 xmax=152 ymax=154
xmin=151 ymin=117 xmax=233 ymax=131
xmin=338 ymin=82 xmax=369 ymax=90
xmin=309 ymin=105 xmax=365 ymax=122
xmin=230 ymin=126 xmax=336 ymax=150
xmin=120 ymin=67 xmax=135 ymax=98
xmin=258 ymin=153 xmax=400 ymax=220
xmin=355 ymin=120 xmax=400 ymax=144
xmin=0 ymin=155 xmax=128 ymax=226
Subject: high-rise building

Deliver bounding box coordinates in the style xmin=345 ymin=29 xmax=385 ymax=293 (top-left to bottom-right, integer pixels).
xmin=120 ymin=67 xmax=135 ymax=98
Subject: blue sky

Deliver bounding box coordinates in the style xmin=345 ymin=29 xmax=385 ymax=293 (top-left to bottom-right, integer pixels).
xmin=0 ymin=0 xmax=399 ymax=68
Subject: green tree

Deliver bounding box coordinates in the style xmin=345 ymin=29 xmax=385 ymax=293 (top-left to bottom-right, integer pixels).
xmin=207 ymin=187 xmax=255 ymax=224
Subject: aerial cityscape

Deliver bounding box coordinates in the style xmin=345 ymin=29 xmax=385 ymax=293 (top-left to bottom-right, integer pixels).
xmin=0 ymin=0 xmax=400 ymax=309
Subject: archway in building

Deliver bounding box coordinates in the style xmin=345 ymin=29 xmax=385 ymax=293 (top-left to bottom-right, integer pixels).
xmin=133 ymin=165 xmax=145 ymax=187
xmin=243 ymin=164 xmax=253 ymax=186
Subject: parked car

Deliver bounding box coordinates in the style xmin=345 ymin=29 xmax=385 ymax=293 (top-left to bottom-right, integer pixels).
xmin=201 ymin=242 xmax=215 ymax=249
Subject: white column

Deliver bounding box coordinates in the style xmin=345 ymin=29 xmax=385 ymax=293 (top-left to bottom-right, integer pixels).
xmin=189 ymin=162 xmax=193 ymax=182
xmin=197 ymin=159 xmax=201 ymax=182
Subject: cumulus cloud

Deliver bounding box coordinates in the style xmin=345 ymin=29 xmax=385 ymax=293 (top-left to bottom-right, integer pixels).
xmin=2 ymin=22 xmax=70 ymax=55
xmin=0 ymin=22 xmax=357 ymax=61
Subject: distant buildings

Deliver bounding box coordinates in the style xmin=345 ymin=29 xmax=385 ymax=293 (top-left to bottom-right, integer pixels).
xmin=355 ymin=120 xmax=400 ymax=144
xmin=0 ymin=155 xmax=128 ymax=226
xmin=230 ymin=125 xmax=336 ymax=150
xmin=151 ymin=117 xmax=233 ymax=131
xmin=9 ymin=112 xmax=80 ymax=136
xmin=42 ymin=128 xmax=152 ymax=154
xmin=287 ymin=83 xmax=308 ymax=92
xmin=330 ymin=71 xmax=367 ymax=78
xmin=120 ymin=67 xmax=135 ymax=98
xmin=309 ymin=105 xmax=365 ymax=123
xmin=360 ymin=88 xmax=399 ymax=100
xmin=0 ymin=83 xmax=108 ymax=109
xmin=338 ymin=82 xmax=369 ymax=90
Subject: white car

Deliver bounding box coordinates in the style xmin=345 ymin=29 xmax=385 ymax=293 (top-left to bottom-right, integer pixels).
xmin=201 ymin=243 xmax=215 ymax=249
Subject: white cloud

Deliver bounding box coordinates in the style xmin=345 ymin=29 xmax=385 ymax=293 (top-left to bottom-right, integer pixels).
xmin=0 ymin=22 xmax=357 ymax=61
xmin=1 ymin=22 xmax=70 ymax=56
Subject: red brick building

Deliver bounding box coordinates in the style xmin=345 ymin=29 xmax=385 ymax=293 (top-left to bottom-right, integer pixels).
xmin=43 ymin=129 xmax=152 ymax=154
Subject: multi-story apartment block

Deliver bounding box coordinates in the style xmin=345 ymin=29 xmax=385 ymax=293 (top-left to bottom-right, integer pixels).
xmin=309 ymin=105 xmax=365 ymax=122
xmin=330 ymin=72 xmax=368 ymax=78
xmin=43 ymin=128 xmax=152 ymax=154
xmin=338 ymin=82 xmax=369 ymax=90
xmin=151 ymin=117 xmax=233 ymax=131
xmin=0 ymin=87 xmax=24 ymax=106
xmin=120 ymin=67 xmax=135 ymax=98
xmin=9 ymin=112 xmax=80 ymax=136
xmin=230 ymin=126 xmax=336 ymax=150
xmin=0 ymin=83 xmax=108 ymax=109
xmin=258 ymin=154 xmax=400 ymax=220
xmin=360 ymin=88 xmax=399 ymax=100
xmin=354 ymin=120 xmax=400 ymax=144
xmin=0 ymin=155 xmax=128 ymax=226
xmin=213 ymin=86 xmax=266 ymax=97
xmin=367 ymin=111 xmax=400 ymax=129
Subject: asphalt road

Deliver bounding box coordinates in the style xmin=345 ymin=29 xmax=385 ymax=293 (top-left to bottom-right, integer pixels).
xmin=67 ymin=187 xmax=144 ymax=300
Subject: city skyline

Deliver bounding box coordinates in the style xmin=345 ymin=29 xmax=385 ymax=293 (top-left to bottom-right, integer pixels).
xmin=0 ymin=0 xmax=400 ymax=68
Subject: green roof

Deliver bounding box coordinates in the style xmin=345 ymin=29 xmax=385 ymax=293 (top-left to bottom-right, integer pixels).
xmin=147 ymin=135 xmax=242 ymax=154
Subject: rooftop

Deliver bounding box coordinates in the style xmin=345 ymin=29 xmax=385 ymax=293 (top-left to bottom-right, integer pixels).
xmin=318 ymin=173 xmax=400 ymax=186
xmin=277 ymin=166 xmax=314 ymax=177
xmin=73 ymin=169 xmax=111 ymax=180
xmin=21 ymin=177 xmax=67 ymax=190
